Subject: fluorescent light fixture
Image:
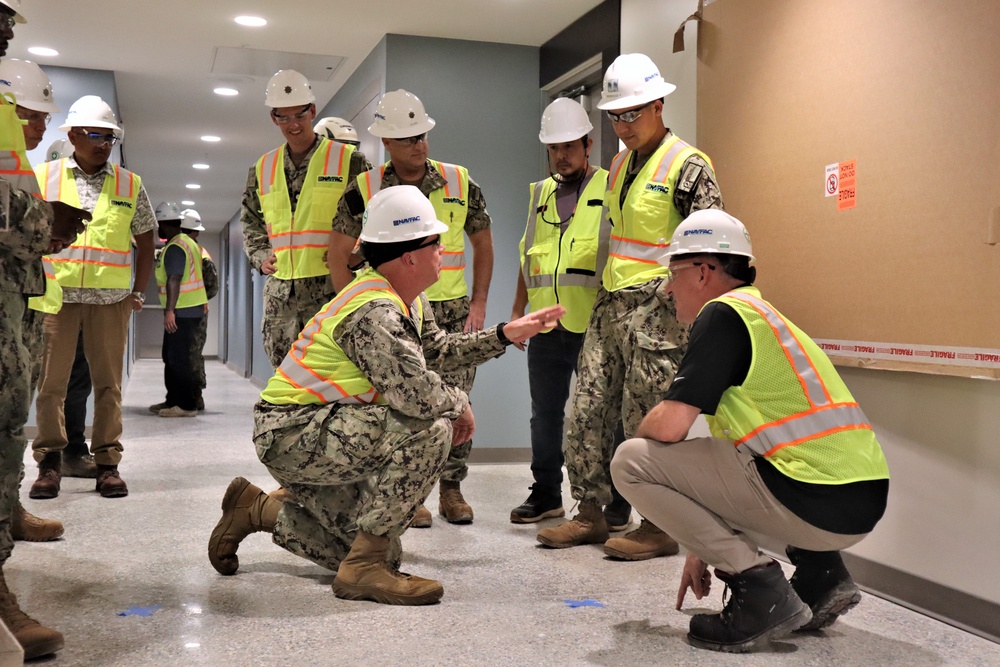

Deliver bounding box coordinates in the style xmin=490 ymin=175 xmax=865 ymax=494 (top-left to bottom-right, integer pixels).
xmin=28 ymin=47 xmax=58 ymax=57
xmin=213 ymin=87 xmax=238 ymax=97
xmin=192 ymin=163 xmax=209 ymax=170
xmin=181 ymin=200 xmax=195 ymax=206
xmin=186 ymin=184 xmax=201 ymax=190
xmin=200 ymin=135 xmax=221 ymax=142
xmin=234 ymin=16 xmax=266 ymax=27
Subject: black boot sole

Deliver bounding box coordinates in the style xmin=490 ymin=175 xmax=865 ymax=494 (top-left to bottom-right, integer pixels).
xmin=510 ymin=507 xmax=565 ymax=524
xmin=688 ymin=605 xmax=813 ymax=653
xmin=796 ymin=581 xmax=862 ymax=631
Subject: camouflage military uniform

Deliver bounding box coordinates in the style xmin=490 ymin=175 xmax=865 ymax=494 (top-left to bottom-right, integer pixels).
xmin=0 ymin=186 xmax=52 ymax=567
xmin=241 ymin=139 xmax=372 ymax=368
xmin=564 ymin=138 xmax=724 ymax=506
xmin=331 ymin=162 xmax=492 ymax=482
xmin=254 ymin=291 xmax=507 ymax=570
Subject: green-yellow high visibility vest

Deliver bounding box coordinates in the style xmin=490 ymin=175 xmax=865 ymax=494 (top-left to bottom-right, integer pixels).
xmin=155 ymin=233 xmax=207 ymax=309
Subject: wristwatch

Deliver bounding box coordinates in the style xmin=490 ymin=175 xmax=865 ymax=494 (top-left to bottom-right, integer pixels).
xmin=130 ymin=291 xmax=145 ymax=303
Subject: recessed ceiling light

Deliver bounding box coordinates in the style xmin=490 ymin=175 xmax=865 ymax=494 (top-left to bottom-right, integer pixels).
xmin=192 ymin=163 xmax=209 ymax=170
xmin=181 ymin=200 xmax=195 ymax=206
xmin=186 ymin=184 xmax=201 ymax=190
xmin=234 ymin=15 xmax=266 ymax=27
xmin=28 ymin=47 xmax=58 ymax=57
xmin=200 ymin=135 xmax=221 ymax=142
xmin=214 ymin=87 xmax=238 ymax=97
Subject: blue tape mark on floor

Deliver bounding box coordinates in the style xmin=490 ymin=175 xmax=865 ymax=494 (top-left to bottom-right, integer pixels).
xmin=563 ymin=598 xmax=605 ymax=608
xmin=118 ymin=605 xmax=162 ymax=617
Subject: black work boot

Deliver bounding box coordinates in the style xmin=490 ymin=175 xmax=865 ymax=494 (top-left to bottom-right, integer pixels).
xmin=28 ymin=453 xmax=62 ymax=500
xmin=603 ymin=483 xmax=633 ymax=532
xmin=510 ymin=485 xmax=564 ymax=524
xmin=688 ymin=561 xmax=812 ymax=653
xmin=787 ymin=547 xmax=861 ymax=630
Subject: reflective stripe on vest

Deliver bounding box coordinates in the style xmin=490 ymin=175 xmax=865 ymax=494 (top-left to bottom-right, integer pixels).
xmin=721 ymin=290 xmax=872 ymax=458
xmin=28 ymin=257 xmax=62 ymax=314
xmin=256 ymin=138 xmax=352 ymax=280
xmin=357 ymin=161 xmax=471 ymax=299
xmin=266 ymin=272 xmax=414 ymax=405
xmin=520 ymin=170 xmax=609 ymax=332
xmin=35 ymin=159 xmax=140 ymax=289
xmin=603 ymin=135 xmax=711 ymax=291
xmin=156 ymin=234 xmax=208 ymax=308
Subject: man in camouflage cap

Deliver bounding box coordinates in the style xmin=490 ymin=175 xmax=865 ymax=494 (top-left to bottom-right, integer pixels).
xmin=209 ymin=186 xmax=563 ymax=605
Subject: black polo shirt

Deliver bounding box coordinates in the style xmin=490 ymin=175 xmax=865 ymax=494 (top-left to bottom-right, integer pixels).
xmin=663 ymin=294 xmax=888 ymax=535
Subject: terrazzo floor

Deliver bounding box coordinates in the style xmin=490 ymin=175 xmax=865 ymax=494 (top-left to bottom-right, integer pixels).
xmin=9 ymin=360 xmax=999 ymax=666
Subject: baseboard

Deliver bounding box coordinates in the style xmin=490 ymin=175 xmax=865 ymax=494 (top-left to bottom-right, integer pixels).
xmin=843 ymin=552 xmax=999 ymax=644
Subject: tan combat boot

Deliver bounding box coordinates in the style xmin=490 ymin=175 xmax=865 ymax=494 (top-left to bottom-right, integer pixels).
xmin=269 ymin=487 xmax=293 ymax=504
xmin=409 ymin=504 xmax=432 ymax=528
xmin=208 ymin=477 xmax=280 ymax=575
xmin=603 ymin=518 xmax=680 ymax=560
xmin=11 ymin=503 xmax=63 ymax=542
xmin=332 ymin=531 xmax=443 ymax=605
xmin=0 ymin=573 xmax=63 ymax=660
xmin=536 ymin=501 xmax=609 ymax=548
xmin=438 ymin=480 xmax=473 ymax=524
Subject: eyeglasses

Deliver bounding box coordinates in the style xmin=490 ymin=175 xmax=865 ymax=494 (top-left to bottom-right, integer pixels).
xmin=271 ymin=104 xmax=312 ymax=125
xmin=74 ymin=130 xmax=119 ymax=146
xmin=606 ymin=102 xmax=653 ymax=124
xmin=391 ymin=133 xmax=427 ymax=147
xmin=0 ymin=15 xmax=15 ymax=31
xmin=412 ymin=235 xmax=441 ymax=252
xmin=15 ymin=108 xmax=50 ymax=126
xmin=665 ymin=261 xmax=715 ymax=285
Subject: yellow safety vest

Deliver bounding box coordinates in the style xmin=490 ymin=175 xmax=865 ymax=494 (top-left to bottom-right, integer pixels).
xmin=256 ymin=137 xmax=353 ymax=280
xmin=519 ymin=170 xmax=609 ymax=333
xmin=604 ymin=134 xmax=712 ymax=291
xmin=35 ymin=159 xmax=140 ymax=290
xmin=357 ymin=160 xmax=470 ymax=302
xmin=0 ymin=92 xmax=37 ymax=193
xmin=706 ymin=287 xmax=889 ymax=485
xmin=28 ymin=257 xmax=62 ymax=314
xmin=155 ymin=233 xmax=207 ymax=309
xmin=261 ymin=268 xmax=423 ymax=406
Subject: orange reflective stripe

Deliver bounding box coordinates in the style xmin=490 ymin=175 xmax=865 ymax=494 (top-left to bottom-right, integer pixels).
xmin=609 ymin=150 xmax=629 ymax=189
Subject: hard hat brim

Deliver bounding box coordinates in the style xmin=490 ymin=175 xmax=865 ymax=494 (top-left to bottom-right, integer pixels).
xmin=596 ymin=81 xmax=677 ymax=111
xmin=59 ymin=120 xmax=124 ymax=137
xmin=368 ymin=116 xmax=436 ymax=139
xmin=181 ymin=223 xmax=206 ymax=232
xmin=18 ymin=99 xmax=58 ymax=114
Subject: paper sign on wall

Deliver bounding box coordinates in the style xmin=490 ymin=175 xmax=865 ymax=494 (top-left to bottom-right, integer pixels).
xmin=824 ymin=159 xmax=857 ymax=210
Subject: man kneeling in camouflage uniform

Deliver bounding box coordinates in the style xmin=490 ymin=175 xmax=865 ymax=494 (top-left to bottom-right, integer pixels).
xmin=208 ymin=186 xmax=563 ymax=605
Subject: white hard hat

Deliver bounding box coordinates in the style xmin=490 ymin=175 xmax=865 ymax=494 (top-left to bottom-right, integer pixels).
xmin=597 ymin=53 xmax=676 ymax=111
xmin=314 ymin=116 xmax=359 ymax=144
xmin=265 ymin=70 xmax=315 ymax=108
xmin=659 ymin=209 xmax=754 ymax=263
xmin=0 ymin=0 xmax=25 ymax=23
xmin=154 ymin=201 xmax=183 ymax=223
xmin=45 ymin=137 xmax=72 ymax=161
xmin=59 ymin=95 xmax=123 ymax=138
xmin=539 ymin=97 xmax=592 ymax=144
xmin=180 ymin=208 xmax=205 ymax=231
xmin=368 ymin=89 xmax=435 ymax=139
xmin=360 ymin=185 xmax=448 ymax=243
xmin=0 ymin=59 xmax=57 ymax=113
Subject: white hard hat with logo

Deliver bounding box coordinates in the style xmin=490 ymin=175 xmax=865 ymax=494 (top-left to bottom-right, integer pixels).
xmin=0 ymin=0 xmax=25 ymax=23
xmin=59 ymin=95 xmax=123 ymax=138
xmin=265 ymin=70 xmax=315 ymax=108
xmin=45 ymin=137 xmax=72 ymax=161
xmin=539 ymin=97 xmax=593 ymax=144
xmin=368 ymin=89 xmax=435 ymax=139
xmin=314 ymin=116 xmax=359 ymax=144
xmin=597 ymin=53 xmax=676 ymax=111
xmin=0 ymin=59 xmax=58 ymax=113
xmin=659 ymin=209 xmax=754 ymax=263
xmin=360 ymin=185 xmax=448 ymax=243
xmin=155 ymin=201 xmax=183 ymax=223
xmin=180 ymin=208 xmax=205 ymax=231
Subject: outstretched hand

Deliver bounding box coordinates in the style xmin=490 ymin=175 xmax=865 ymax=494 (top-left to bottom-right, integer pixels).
xmin=502 ymin=305 xmax=566 ymax=345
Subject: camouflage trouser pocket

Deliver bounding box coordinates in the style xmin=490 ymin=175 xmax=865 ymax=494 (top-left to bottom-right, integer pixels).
xmin=628 ymin=331 xmax=685 ymax=408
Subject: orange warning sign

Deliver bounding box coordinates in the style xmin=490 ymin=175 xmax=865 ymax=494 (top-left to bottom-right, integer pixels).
xmin=837 ymin=159 xmax=856 ymax=211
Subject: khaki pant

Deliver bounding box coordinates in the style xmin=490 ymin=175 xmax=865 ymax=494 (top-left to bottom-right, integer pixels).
xmin=611 ymin=437 xmax=866 ymax=574
xmin=33 ymin=300 xmax=132 ymax=466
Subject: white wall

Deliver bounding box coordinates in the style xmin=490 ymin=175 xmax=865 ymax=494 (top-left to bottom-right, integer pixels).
xmin=623 ymin=0 xmax=1000 ymax=606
